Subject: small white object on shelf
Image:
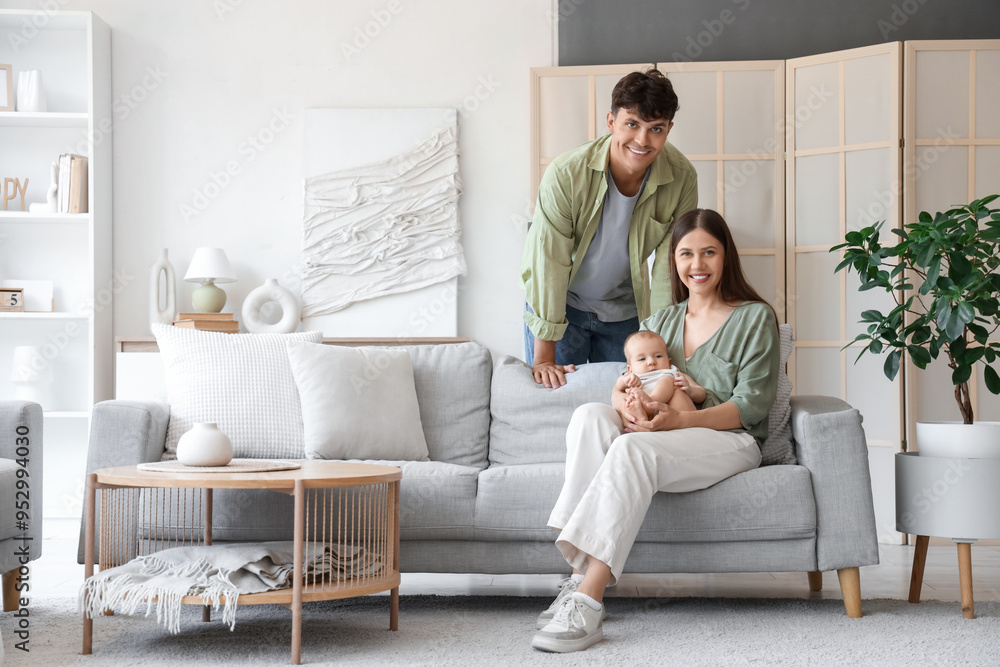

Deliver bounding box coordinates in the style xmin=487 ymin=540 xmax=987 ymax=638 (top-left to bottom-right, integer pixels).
xmin=15 ymin=70 xmax=45 ymax=112
xmin=176 ymin=422 xmax=234 ymax=467
xmin=149 ymin=248 xmax=176 ymax=327
xmin=242 ymin=278 xmax=301 ymax=333
xmin=28 ymin=161 xmax=58 ymax=213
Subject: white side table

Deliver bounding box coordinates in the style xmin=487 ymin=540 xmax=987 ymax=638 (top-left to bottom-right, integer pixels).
xmin=895 ymin=452 xmax=1000 ymax=619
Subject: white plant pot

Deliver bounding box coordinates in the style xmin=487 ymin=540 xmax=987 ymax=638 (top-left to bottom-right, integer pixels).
xmin=176 ymin=422 xmax=233 ymax=466
xmin=15 ymin=70 xmax=46 ymax=112
xmin=916 ymin=421 xmax=1000 ymax=459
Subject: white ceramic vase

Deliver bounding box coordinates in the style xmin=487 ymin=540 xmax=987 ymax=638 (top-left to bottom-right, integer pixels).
xmin=242 ymin=278 xmax=301 ymax=333
xmin=916 ymin=421 xmax=1000 ymax=458
xmin=176 ymin=423 xmax=233 ymax=466
xmin=149 ymin=249 xmax=176 ymax=327
xmin=15 ymin=70 xmax=46 ymax=112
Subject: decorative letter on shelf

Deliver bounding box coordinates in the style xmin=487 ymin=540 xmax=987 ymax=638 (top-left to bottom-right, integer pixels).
xmin=2 ymin=177 xmax=28 ymax=211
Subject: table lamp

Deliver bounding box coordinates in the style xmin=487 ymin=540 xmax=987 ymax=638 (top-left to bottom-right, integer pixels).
xmin=11 ymin=346 xmax=53 ymax=405
xmin=184 ymin=247 xmax=237 ymax=313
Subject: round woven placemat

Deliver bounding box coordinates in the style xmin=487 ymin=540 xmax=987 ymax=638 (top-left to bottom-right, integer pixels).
xmin=136 ymin=459 xmax=302 ymax=473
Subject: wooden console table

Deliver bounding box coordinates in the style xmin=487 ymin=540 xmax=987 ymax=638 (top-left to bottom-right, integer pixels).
xmin=83 ymin=461 xmax=402 ymax=664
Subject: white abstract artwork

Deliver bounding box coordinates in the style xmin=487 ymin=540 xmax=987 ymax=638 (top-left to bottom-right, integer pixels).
xmin=301 ymin=109 xmax=464 ymax=337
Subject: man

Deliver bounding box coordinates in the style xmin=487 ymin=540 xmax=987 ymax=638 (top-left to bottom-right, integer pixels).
xmin=521 ymin=68 xmax=699 ymax=387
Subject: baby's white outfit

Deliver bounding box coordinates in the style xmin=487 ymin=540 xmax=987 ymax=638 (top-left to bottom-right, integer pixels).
xmin=636 ymin=366 xmax=679 ymax=393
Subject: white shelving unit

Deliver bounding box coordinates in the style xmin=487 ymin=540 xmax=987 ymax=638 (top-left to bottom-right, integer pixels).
xmin=0 ymin=10 xmax=112 ymax=518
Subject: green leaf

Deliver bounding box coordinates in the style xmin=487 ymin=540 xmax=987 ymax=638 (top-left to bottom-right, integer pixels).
xmin=860 ymin=309 xmax=883 ymax=322
xmin=956 ymin=301 xmax=975 ymax=324
xmin=884 ymin=350 xmax=901 ymax=381
xmin=908 ymin=345 xmax=932 ymax=368
xmin=952 ymin=364 xmax=972 ymax=386
xmin=925 ymin=256 xmax=941 ymax=288
xmin=916 ymin=242 xmax=937 ymax=268
xmin=845 ymin=230 xmax=863 ymax=245
xmin=919 ymin=211 xmax=932 ymax=224
xmin=945 ymin=310 xmax=966 ymax=341
xmin=985 ymin=365 xmax=1000 ymax=395
xmin=936 ymin=298 xmax=953 ymax=332
xmin=949 ymin=253 xmax=972 ymax=280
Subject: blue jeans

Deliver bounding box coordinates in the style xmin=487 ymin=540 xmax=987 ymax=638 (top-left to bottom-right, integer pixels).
xmin=523 ymin=304 xmax=639 ymax=366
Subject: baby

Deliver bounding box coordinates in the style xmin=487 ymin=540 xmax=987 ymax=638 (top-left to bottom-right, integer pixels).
xmin=614 ymin=330 xmax=697 ymax=425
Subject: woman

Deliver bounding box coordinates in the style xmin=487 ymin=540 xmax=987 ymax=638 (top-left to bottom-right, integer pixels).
xmin=532 ymin=208 xmax=779 ymax=653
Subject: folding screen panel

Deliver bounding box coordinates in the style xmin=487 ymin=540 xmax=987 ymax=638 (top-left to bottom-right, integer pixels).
xmin=903 ymin=40 xmax=1000 ymax=444
xmin=530 ymin=61 xmax=786 ymax=320
xmin=785 ymin=43 xmax=903 ymax=451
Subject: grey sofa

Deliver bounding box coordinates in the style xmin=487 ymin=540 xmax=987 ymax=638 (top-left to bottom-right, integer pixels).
xmin=0 ymin=401 xmax=43 ymax=612
xmin=79 ymin=341 xmax=879 ymax=617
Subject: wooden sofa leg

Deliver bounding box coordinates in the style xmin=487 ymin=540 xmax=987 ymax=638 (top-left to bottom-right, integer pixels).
xmin=837 ymin=567 xmax=862 ymax=618
xmin=3 ymin=567 xmax=20 ymax=612
xmin=807 ymin=570 xmax=823 ymax=591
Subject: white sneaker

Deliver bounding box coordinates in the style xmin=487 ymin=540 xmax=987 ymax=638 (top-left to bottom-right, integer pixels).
xmin=535 ymin=577 xmax=578 ymax=629
xmin=531 ymin=592 xmax=605 ymax=653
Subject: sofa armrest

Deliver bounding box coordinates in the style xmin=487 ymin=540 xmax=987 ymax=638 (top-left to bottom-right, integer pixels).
xmin=0 ymin=401 xmax=44 ymax=567
xmin=790 ymin=395 xmax=879 ymax=571
xmin=77 ymin=400 xmax=170 ymax=563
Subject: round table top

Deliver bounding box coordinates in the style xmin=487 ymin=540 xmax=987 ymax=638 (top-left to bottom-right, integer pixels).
xmin=93 ymin=460 xmax=401 ymax=489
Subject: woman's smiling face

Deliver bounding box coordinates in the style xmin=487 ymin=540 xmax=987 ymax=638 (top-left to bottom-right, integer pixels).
xmin=674 ymin=227 xmax=725 ymax=297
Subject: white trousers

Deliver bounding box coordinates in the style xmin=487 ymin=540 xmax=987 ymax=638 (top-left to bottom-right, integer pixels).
xmin=547 ymin=403 xmax=761 ymax=585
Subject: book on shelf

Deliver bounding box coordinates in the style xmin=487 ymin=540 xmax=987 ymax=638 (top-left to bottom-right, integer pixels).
xmin=173 ymin=318 xmax=240 ymax=333
xmin=176 ymin=312 xmax=233 ymax=321
xmin=56 ymin=153 xmax=88 ymax=213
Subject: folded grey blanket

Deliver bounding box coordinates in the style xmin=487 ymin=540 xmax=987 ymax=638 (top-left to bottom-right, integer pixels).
xmin=79 ymin=541 xmax=380 ymax=633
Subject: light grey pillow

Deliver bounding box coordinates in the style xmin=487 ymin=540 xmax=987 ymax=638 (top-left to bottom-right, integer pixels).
xmin=760 ymin=323 xmax=796 ymax=465
xmin=488 ymin=356 xmax=625 ymax=466
xmin=286 ymin=341 xmax=429 ymax=461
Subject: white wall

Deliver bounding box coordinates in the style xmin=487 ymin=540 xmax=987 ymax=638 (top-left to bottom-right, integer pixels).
xmin=20 ymin=0 xmax=554 ymax=359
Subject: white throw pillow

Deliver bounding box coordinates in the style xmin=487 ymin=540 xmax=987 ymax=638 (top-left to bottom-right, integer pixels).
xmin=286 ymin=341 xmax=429 ymax=461
xmin=152 ymin=323 xmax=323 ymax=460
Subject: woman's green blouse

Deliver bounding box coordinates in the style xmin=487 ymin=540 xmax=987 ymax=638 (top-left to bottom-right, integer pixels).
xmin=641 ymin=301 xmax=779 ymax=443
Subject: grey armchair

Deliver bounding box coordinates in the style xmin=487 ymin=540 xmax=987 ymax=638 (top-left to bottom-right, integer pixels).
xmin=0 ymin=401 xmax=43 ymax=612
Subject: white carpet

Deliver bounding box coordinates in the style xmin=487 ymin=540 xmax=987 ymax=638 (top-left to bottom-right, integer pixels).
xmin=6 ymin=595 xmax=1000 ymax=666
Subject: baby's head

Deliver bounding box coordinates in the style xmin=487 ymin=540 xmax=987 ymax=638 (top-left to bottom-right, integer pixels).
xmin=623 ymin=331 xmax=672 ymax=374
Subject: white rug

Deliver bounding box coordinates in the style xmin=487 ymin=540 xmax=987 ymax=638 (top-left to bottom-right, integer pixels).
xmin=6 ymin=595 xmax=1000 ymax=666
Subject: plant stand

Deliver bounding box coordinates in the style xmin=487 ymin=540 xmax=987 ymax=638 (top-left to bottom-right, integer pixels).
xmin=895 ymin=452 xmax=1000 ymax=619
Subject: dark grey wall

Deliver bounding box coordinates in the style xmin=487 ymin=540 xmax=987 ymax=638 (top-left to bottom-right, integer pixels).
xmin=558 ymin=0 xmax=1000 ymax=65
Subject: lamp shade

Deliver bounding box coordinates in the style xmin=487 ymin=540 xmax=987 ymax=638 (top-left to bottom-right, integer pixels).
xmin=11 ymin=346 xmax=53 ymax=384
xmin=184 ymin=248 xmax=237 ymax=284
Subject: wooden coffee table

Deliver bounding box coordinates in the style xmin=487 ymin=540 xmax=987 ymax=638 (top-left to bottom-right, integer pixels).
xmin=82 ymin=461 xmax=402 ymax=664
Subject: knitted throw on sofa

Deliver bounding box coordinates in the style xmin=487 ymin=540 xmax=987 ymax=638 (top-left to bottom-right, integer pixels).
xmin=79 ymin=541 xmax=381 ymax=633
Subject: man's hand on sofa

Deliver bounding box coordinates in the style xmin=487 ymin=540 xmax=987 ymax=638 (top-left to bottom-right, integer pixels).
xmin=532 ymin=361 xmax=576 ymax=388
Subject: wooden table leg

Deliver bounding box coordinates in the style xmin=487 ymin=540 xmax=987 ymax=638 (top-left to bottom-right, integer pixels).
xmin=908 ymin=535 xmax=929 ymax=603
xmin=958 ymin=542 xmax=974 ymax=619
xmin=83 ymin=473 xmax=96 ymax=655
xmin=291 ymin=480 xmax=304 ymax=665
xmin=390 ymin=587 xmax=399 ymax=631
xmin=203 ymin=488 xmax=213 ymax=623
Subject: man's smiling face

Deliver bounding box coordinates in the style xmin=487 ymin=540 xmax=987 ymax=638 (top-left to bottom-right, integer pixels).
xmin=606 ymin=108 xmax=672 ymax=180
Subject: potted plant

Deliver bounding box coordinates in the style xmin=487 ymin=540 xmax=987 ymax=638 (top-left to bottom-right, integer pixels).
xmin=832 ymin=195 xmax=1000 ymax=456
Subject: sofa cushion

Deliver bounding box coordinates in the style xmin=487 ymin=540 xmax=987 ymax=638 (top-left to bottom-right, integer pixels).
xmin=489 ymin=356 xmax=625 ymax=466
xmin=152 ymin=323 xmax=323 ymax=460
xmin=636 ymin=464 xmax=816 ymax=543
xmin=286 ymin=342 xmax=429 ymax=461
xmin=404 ymin=343 xmax=492 ymax=468
xmin=474 ymin=463 xmax=565 ymax=540
xmin=0 ymin=459 xmax=19 ymax=542
xmin=474 ymin=463 xmax=816 ymax=544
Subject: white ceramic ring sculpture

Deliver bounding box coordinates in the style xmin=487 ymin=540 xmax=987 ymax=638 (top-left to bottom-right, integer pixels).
xmin=242 ymin=279 xmax=301 ymax=333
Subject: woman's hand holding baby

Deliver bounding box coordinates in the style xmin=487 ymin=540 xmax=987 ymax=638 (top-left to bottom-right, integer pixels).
xmin=623 ymin=401 xmax=686 ymax=432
